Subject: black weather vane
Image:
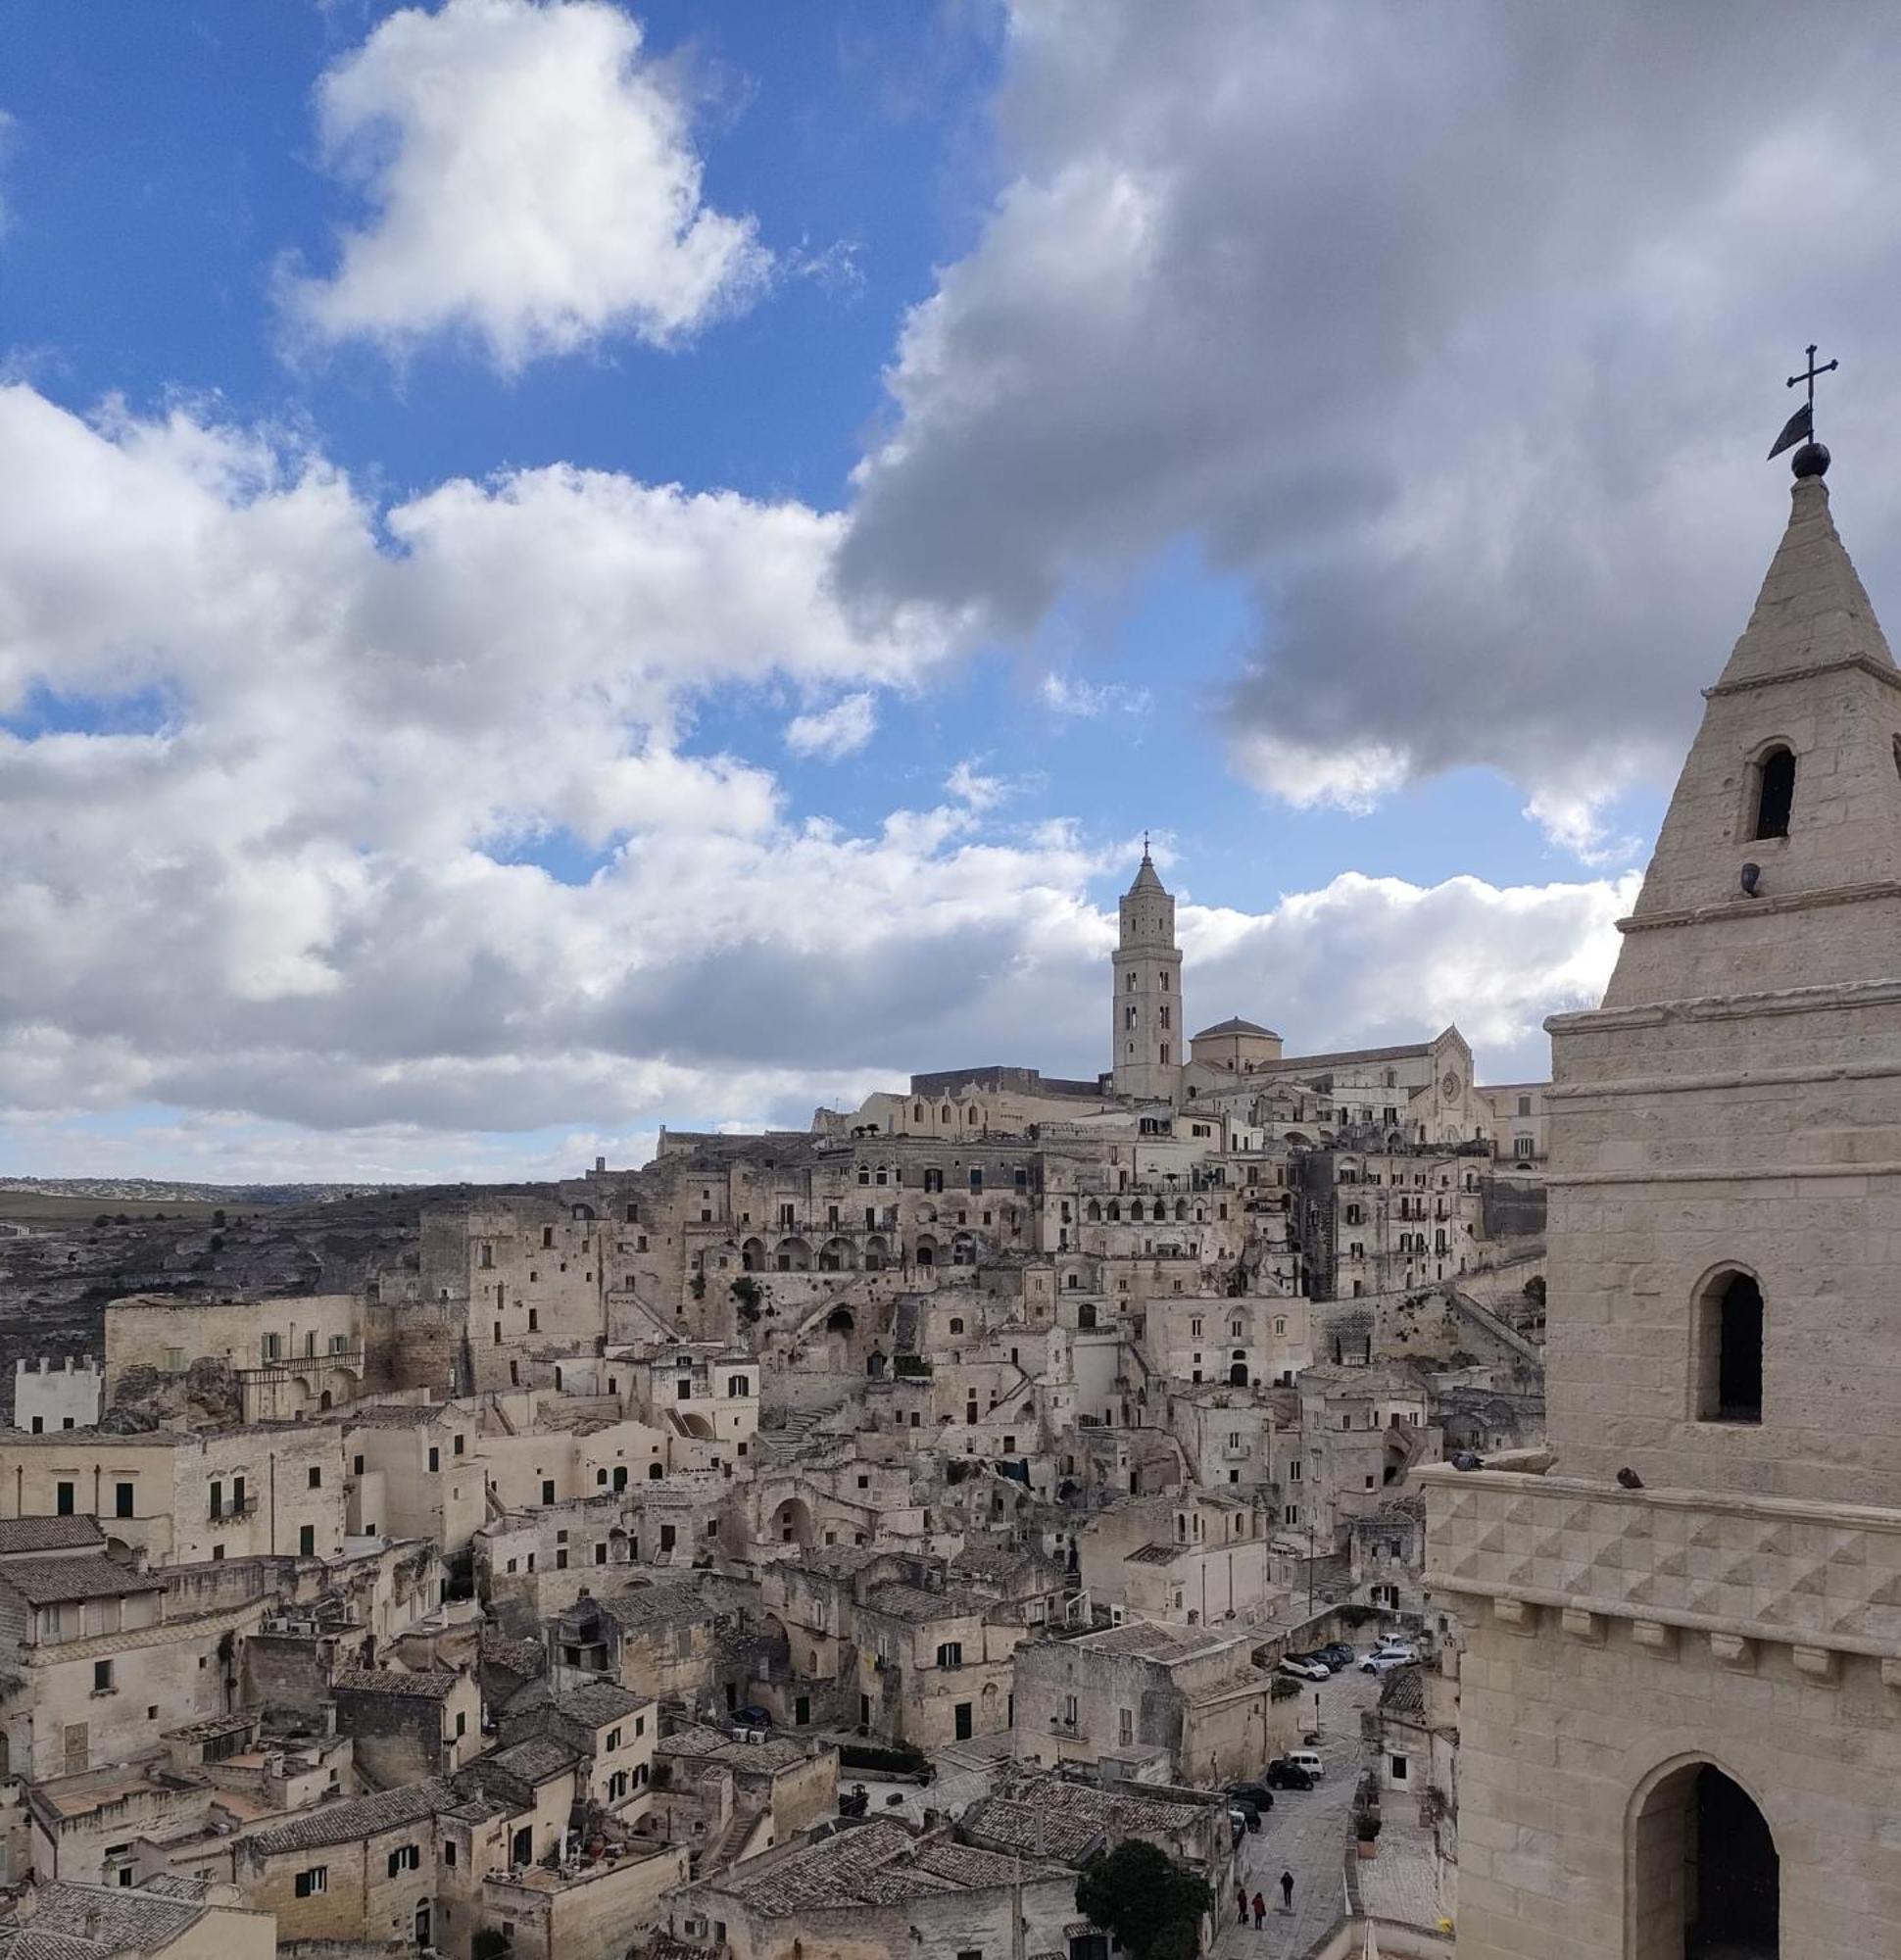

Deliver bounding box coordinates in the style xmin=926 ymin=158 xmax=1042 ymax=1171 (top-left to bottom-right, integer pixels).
xmin=1769 ymin=343 xmax=1837 ymax=474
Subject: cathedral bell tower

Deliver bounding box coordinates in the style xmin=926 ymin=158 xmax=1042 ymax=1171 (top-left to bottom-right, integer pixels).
xmin=1111 ymin=845 xmax=1185 ymax=1104
xmin=1426 ymin=386 xmax=1901 ymax=1960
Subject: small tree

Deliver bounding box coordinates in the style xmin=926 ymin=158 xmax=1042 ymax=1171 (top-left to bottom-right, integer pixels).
xmin=1075 ymin=1839 xmax=1211 ymax=1960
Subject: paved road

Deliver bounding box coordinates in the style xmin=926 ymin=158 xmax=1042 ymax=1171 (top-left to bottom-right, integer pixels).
xmin=1213 ymin=1662 xmax=1382 ymax=1960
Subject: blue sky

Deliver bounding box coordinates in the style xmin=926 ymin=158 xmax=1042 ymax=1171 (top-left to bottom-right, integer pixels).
xmin=4 ymin=1 xmax=1891 ymax=1181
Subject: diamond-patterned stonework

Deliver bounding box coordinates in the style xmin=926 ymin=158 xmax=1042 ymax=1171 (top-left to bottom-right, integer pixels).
xmin=1423 ymin=1466 xmax=1901 ymax=1655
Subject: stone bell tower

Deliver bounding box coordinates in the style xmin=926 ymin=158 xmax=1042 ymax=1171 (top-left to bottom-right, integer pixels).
xmin=1425 ymin=419 xmax=1901 ymax=1959
xmin=1110 ymin=846 xmax=1185 ymax=1104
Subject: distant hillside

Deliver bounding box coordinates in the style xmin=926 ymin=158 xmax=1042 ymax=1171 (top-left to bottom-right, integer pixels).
xmin=0 ymin=1176 xmax=414 ymax=1206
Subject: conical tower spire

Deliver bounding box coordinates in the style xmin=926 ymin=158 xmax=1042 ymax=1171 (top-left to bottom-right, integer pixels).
xmin=1713 ymin=473 xmax=1894 ymax=691
xmin=1604 ymin=468 xmax=1901 ymax=1008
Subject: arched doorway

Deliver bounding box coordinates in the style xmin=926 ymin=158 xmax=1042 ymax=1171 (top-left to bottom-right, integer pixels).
xmin=741 ymin=1237 xmax=766 ymax=1271
xmin=1228 ymin=1360 xmax=1248 ymax=1388
xmin=1630 ymin=1760 xmax=1778 ymax=1958
xmin=771 ymin=1496 xmax=814 ymax=1549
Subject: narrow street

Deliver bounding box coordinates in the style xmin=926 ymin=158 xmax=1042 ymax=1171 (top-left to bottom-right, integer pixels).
xmin=1213 ymin=1661 xmax=1383 ymax=1960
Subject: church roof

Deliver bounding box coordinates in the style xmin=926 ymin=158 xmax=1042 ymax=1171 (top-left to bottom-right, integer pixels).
xmin=1124 ymin=851 xmax=1167 ymax=897
xmin=1716 ymin=473 xmax=1896 ymax=690
xmin=1193 ymin=1016 xmax=1280 ymax=1040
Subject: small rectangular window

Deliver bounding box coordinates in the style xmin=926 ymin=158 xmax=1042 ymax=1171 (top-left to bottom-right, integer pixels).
xmin=93 ymin=1659 xmax=113 ymax=1692
xmin=295 ymin=1866 xmax=327 ymax=1897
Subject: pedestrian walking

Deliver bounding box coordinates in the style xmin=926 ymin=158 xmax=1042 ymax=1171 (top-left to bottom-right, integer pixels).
xmin=1280 ymin=1869 xmax=1295 ymax=1912
xmin=1236 ymin=1881 xmax=1248 ymax=1925
xmin=1251 ymin=1891 xmax=1266 ymax=1930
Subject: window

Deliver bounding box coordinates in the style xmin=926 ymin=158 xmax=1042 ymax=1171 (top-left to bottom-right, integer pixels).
xmin=114 ymin=1482 xmax=134 ymax=1519
xmin=308 ymin=1466 xmax=322 ymax=1490
xmin=387 ymin=1844 xmax=421 ymax=1876
xmin=56 ymin=1481 xmax=74 ymax=1517
xmin=727 ymin=1375 xmax=749 ymax=1397
xmin=299 ymin=1525 xmax=316 ymax=1556
xmin=1696 ymin=1269 xmax=1764 ymax=1423
xmin=937 ymin=1642 xmax=963 ymax=1669
xmin=354 ymin=1454 xmax=365 ymax=1475
xmin=1752 ymin=745 xmax=1796 ymax=840
xmin=444 ymin=1841 xmax=458 ymax=1869
xmin=295 ymin=1867 xmax=327 ymax=1897
xmin=428 ymin=1447 xmax=440 ymax=1473
xmin=93 ymin=1659 xmax=114 ymax=1692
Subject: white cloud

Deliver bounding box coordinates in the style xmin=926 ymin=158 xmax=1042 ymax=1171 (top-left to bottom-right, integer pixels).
xmin=281 ymin=0 xmax=769 ymax=368
xmin=1039 ymin=671 xmax=1150 ymax=718
xmin=1230 ymin=731 xmax=1406 ymax=815
xmin=945 ymin=760 xmax=1008 ymax=811
xmin=0 ymin=366 xmax=1623 ymax=1175
xmin=785 ymin=691 xmax=877 ymax=760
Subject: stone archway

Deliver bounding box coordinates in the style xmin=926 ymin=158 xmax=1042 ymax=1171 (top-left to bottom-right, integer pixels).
xmin=1630 ymin=1757 xmax=1778 ymax=1959
xmin=771 ymin=1495 xmax=815 ymax=1549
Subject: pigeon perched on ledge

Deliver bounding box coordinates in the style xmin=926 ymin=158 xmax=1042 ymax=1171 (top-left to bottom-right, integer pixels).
xmin=1451 ymin=1450 xmax=1485 ymax=1472
xmin=1616 ymin=1466 xmax=1644 ymax=1491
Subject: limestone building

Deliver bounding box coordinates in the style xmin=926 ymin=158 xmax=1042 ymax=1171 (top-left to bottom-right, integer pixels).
xmin=1426 ymin=453 xmax=1901 ymax=1956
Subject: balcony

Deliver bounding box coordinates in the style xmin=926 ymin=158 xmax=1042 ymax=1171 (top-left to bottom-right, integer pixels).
xmin=208 ymin=1496 xmax=259 ymax=1523
xmin=1421 ymin=1462 xmax=1901 ymax=1667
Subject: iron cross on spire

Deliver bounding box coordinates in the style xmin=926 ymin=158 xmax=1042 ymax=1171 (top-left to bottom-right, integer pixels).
xmin=1789 ymin=342 xmax=1838 ymax=423
xmin=1769 ymin=343 xmax=1839 ymax=469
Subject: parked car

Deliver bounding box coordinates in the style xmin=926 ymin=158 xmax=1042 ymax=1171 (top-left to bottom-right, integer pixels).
xmin=731 ymin=1703 xmax=775 ymax=1728
xmin=1285 ymin=1749 xmax=1325 ymax=1782
xmin=1278 ymin=1655 xmax=1329 ymax=1681
xmin=1228 ymin=1783 xmax=1276 ymax=1814
xmin=1292 ymin=1649 xmax=1336 ymax=1674
xmin=1360 ymin=1648 xmax=1416 ymax=1674
xmin=1229 ymin=1797 xmax=1262 ymax=1833
xmin=1318 ymin=1642 xmax=1354 ymax=1668
xmin=1265 ymin=1758 xmax=1317 ymax=1791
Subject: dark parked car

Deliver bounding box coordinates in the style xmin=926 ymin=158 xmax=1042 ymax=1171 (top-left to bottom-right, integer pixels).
xmin=1318 ymin=1642 xmax=1354 ymax=1668
xmin=1228 ymin=1783 xmax=1276 ymax=1813
xmin=1266 ymin=1758 xmax=1317 ymax=1791
xmin=1228 ymin=1796 xmax=1263 ymax=1832
xmin=731 ymin=1704 xmax=774 ymax=1730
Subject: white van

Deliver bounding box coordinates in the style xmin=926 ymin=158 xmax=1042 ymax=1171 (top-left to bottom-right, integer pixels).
xmin=1285 ymin=1749 xmax=1324 ymax=1781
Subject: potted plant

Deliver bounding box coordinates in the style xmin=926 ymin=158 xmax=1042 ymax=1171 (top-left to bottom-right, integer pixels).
xmin=1353 ymin=1802 xmax=1382 ymax=1859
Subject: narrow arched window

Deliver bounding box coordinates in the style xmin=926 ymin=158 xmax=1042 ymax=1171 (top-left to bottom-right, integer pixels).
xmin=1696 ymin=1270 xmax=1763 ymax=1422
xmin=1752 ymin=747 xmax=1795 ymax=840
